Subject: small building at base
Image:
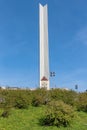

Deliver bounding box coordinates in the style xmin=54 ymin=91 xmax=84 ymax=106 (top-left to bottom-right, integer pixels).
xmin=40 ymin=76 xmax=49 ymax=90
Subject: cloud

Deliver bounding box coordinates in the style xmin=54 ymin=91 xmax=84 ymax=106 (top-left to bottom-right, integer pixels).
xmin=75 ymin=26 xmax=87 ymax=45
xmin=60 ymin=80 xmax=87 ymax=92
xmin=56 ymin=68 xmax=87 ymax=92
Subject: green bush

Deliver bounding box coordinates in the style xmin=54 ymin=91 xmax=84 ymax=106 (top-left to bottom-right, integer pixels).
xmin=1 ymin=109 xmax=10 ymax=118
xmin=14 ymin=94 xmax=29 ymax=109
xmin=0 ymin=90 xmax=32 ymax=109
xmin=76 ymin=92 xmax=87 ymax=112
xmin=49 ymin=89 xmax=77 ymax=106
xmin=32 ymin=88 xmax=50 ymax=107
xmin=40 ymin=100 xmax=75 ymax=127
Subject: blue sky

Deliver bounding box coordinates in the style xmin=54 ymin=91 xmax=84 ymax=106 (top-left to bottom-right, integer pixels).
xmin=0 ymin=0 xmax=87 ymax=91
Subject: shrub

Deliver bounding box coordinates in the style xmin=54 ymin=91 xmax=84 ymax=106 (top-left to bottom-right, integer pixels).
xmin=1 ymin=109 xmax=10 ymax=118
xmin=0 ymin=90 xmax=32 ymax=109
xmin=32 ymin=96 xmax=42 ymax=107
xmin=32 ymin=88 xmax=50 ymax=107
xmin=76 ymin=92 xmax=87 ymax=112
xmin=14 ymin=94 xmax=29 ymax=109
xmin=40 ymin=100 xmax=75 ymax=127
xmin=49 ymin=89 xmax=77 ymax=106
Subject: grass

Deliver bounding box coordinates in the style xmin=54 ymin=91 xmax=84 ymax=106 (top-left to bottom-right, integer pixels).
xmin=0 ymin=106 xmax=87 ymax=130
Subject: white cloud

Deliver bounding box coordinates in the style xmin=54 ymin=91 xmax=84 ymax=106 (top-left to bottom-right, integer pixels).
xmin=76 ymin=26 xmax=87 ymax=45
xmin=55 ymin=68 xmax=87 ymax=92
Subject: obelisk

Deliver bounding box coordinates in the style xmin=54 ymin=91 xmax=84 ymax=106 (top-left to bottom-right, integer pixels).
xmin=39 ymin=4 xmax=49 ymax=90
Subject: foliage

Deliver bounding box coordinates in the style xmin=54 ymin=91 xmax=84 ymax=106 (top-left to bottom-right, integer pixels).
xmin=32 ymin=88 xmax=50 ymax=106
xmin=76 ymin=92 xmax=87 ymax=112
xmin=40 ymin=101 xmax=75 ymax=127
xmin=0 ymin=106 xmax=87 ymax=129
xmin=1 ymin=109 xmax=10 ymax=118
xmin=14 ymin=93 xmax=29 ymax=109
xmin=49 ymin=89 xmax=77 ymax=106
xmin=0 ymin=89 xmax=32 ymax=109
xmin=0 ymin=89 xmax=87 ymax=113
xmin=32 ymin=96 xmax=43 ymax=107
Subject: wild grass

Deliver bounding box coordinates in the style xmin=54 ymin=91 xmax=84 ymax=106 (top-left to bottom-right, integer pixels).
xmin=0 ymin=106 xmax=87 ymax=130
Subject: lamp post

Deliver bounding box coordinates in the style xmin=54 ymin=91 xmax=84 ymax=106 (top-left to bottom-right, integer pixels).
xmin=75 ymin=84 xmax=78 ymax=92
xmin=50 ymin=72 xmax=55 ymax=77
xmin=50 ymin=72 xmax=55 ymax=88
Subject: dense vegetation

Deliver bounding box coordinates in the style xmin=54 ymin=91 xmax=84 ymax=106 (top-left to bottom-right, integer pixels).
xmin=0 ymin=88 xmax=87 ymax=129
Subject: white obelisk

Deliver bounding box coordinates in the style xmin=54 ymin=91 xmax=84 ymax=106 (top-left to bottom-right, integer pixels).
xmin=39 ymin=4 xmax=49 ymax=90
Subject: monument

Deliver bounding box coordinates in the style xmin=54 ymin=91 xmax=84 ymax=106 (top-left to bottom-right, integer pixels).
xmin=39 ymin=4 xmax=49 ymax=90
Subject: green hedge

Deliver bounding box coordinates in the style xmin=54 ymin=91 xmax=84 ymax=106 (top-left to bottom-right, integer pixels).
xmin=40 ymin=100 xmax=75 ymax=127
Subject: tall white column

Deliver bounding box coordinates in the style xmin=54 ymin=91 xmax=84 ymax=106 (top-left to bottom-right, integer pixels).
xmin=39 ymin=4 xmax=49 ymax=90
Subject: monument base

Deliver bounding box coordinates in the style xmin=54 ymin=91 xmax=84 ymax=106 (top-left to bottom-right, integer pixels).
xmin=40 ymin=76 xmax=49 ymax=90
